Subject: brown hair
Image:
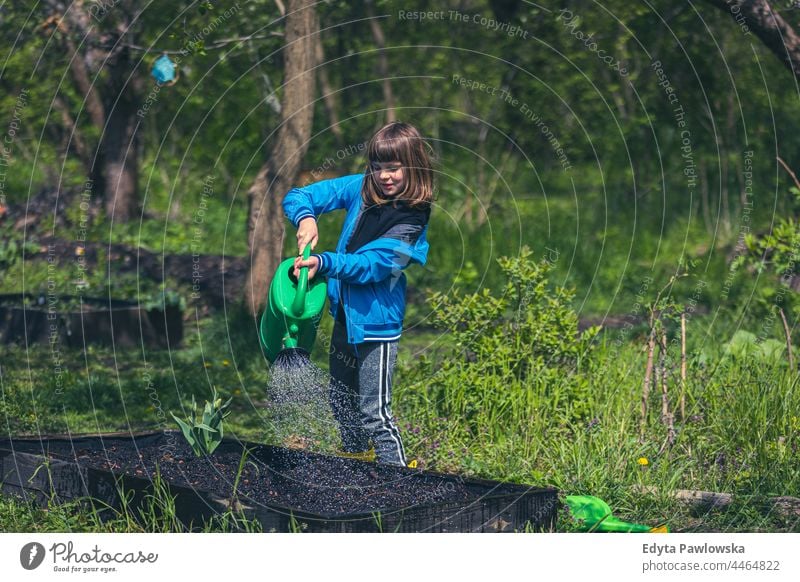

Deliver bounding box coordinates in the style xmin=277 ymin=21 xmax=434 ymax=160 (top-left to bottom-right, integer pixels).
xmin=362 ymin=122 xmax=435 ymax=208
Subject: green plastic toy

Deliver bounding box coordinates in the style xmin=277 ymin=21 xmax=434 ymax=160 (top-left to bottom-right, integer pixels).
xmin=259 ymin=245 xmax=327 ymax=363
xmin=565 ymin=495 xmax=669 ymax=533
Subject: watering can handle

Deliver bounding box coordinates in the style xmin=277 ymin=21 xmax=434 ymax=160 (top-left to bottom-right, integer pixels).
xmin=291 ymin=245 xmax=312 ymax=317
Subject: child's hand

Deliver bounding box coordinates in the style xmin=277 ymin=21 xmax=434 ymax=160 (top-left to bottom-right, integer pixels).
xmin=297 ymin=217 xmax=319 ymax=255
xmin=293 ymin=255 xmax=320 ymax=280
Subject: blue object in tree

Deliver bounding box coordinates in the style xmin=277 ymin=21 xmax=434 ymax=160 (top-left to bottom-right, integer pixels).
xmin=151 ymin=55 xmax=176 ymax=84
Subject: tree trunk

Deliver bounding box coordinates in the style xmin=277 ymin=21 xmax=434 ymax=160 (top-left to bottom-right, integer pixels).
xmin=101 ymin=47 xmax=141 ymax=222
xmin=49 ymin=0 xmax=140 ymax=221
xmin=703 ymin=0 xmax=800 ymax=80
xmin=315 ymin=32 xmax=344 ymax=147
xmin=365 ymin=0 xmax=396 ymax=123
xmin=243 ymin=0 xmax=319 ymax=316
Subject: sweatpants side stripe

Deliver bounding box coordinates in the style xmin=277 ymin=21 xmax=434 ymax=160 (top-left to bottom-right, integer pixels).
xmin=380 ymin=342 xmax=405 ymax=463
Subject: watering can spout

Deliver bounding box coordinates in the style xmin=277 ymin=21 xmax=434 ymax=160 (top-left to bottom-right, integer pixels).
xmin=283 ymin=324 xmax=299 ymax=350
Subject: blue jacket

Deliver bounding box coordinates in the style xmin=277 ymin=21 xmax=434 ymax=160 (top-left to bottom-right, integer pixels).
xmin=283 ymin=173 xmax=430 ymax=345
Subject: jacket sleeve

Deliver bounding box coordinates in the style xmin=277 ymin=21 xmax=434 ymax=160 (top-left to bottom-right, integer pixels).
xmin=283 ymin=174 xmax=363 ymax=227
xmin=314 ymin=226 xmax=427 ymax=285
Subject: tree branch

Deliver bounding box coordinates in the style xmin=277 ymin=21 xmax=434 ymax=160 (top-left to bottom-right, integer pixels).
xmin=121 ymin=32 xmax=284 ymax=55
xmin=702 ymin=0 xmax=800 ymax=79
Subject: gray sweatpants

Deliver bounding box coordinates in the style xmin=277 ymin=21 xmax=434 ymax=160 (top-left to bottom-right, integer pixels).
xmin=328 ymin=319 xmax=407 ymax=466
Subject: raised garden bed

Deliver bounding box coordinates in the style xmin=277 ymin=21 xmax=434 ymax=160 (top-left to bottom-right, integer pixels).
xmin=0 ymin=431 xmax=558 ymax=533
xmin=0 ymin=293 xmax=183 ymax=348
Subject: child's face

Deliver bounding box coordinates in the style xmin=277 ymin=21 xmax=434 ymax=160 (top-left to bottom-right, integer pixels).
xmin=371 ymin=161 xmax=406 ymax=197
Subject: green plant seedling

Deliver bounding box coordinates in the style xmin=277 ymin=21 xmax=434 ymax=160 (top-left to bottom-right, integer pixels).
xmin=170 ymin=386 xmax=232 ymax=457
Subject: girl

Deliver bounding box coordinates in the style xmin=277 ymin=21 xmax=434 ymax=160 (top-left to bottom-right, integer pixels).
xmin=283 ymin=122 xmax=434 ymax=467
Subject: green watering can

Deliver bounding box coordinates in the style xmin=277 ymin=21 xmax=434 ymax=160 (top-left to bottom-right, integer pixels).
xmin=259 ymin=245 xmax=327 ymax=364
xmin=565 ymin=495 xmax=669 ymax=533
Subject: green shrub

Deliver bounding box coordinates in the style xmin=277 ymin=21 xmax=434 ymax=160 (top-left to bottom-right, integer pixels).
xmin=408 ymin=246 xmax=601 ymax=431
xmin=428 ymin=246 xmax=600 ymax=373
xmin=723 ymin=330 xmax=787 ymax=367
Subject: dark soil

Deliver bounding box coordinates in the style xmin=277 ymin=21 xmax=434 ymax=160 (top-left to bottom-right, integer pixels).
xmin=71 ymin=437 xmax=477 ymax=515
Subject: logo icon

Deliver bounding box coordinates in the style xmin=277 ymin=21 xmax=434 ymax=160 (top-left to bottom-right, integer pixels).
xmin=20 ymin=542 xmax=46 ymax=570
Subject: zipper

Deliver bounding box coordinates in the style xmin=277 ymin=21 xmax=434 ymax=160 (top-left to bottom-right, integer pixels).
xmin=342 ymin=208 xmax=354 ymax=346
xmin=339 ymin=278 xmax=345 ymax=335
xmin=347 ymin=282 xmax=360 ymax=357
xmin=341 ymin=202 xmax=361 ymax=356
xmin=339 ymin=278 xmax=353 ymax=341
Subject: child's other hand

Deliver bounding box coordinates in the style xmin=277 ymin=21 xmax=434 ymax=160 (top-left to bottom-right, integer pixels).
xmin=297 ymin=217 xmax=319 ymax=255
xmin=293 ymin=255 xmax=320 ymax=280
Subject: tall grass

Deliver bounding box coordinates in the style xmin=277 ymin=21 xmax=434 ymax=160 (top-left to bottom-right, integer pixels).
xmin=395 ymin=333 xmax=799 ymax=532
xmin=395 ymin=247 xmax=800 ymax=532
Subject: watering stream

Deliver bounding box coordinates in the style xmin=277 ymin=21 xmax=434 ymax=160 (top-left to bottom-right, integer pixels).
xmin=260 ymin=349 xmax=466 ymax=507
xmin=265 ymin=349 xmax=352 ymax=455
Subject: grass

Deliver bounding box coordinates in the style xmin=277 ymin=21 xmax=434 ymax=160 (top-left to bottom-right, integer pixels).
xmin=393 ymin=327 xmax=800 ymax=533
xmin=1 ymin=202 xmax=798 ymax=532
xmin=0 ymin=470 xmax=262 ymax=533
xmin=1 ymin=315 xmax=798 ymax=532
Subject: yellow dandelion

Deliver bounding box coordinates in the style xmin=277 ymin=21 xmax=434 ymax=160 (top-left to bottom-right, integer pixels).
xmin=637 ymin=457 xmax=649 ymax=466
xmin=222 ymin=359 xmax=230 ymax=366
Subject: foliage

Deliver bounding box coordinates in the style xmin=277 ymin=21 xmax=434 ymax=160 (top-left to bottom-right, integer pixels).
xmin=744 ymin=214 xmax=800 ymax=280
xmin=142 ymin=288 xmax=186 ymax=312
xmin=170 ymin=386 xmax=232 ymax=457
xmin=0 ymin=0 xmax=796 ymax=319
xmin=429 ymin=245 xmax=600 ymax=373
xmin=398 ymin=325 xmax=800 ymax=533
xmin=723 ymin=330 xmax=787 ymax=367
xmin=0 ymin=224 xmax=39 ymax=269
xmin=2 ymin=0 xmax=800 ymax=534
xmin=409 ymin=246 xmax=601 ymax=432
xmin=742 ymin=186 xmax=800 ymax=320
xmin=1 ymin=310 xmax=798 ymax=531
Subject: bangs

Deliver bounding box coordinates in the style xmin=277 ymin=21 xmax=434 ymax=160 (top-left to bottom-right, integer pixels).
xmin=367 ymin=135 xmax=407 ymax=164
